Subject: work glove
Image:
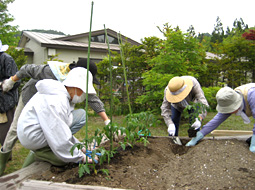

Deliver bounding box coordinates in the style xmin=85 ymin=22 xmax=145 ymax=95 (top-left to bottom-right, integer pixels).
xmin=168 ymin=124 xmax=176 ymax=136
xmin=186 ymin=131 xmax=204 ymax=146
xmin=2 ymin=77 xmax=16 ymax=92
xmin=191 ymin=118 xmax=201 ymax=130
xmin=249 ymin=135 xmax=255 ymax=153
xmin=104 ymin=119 xmax=111 ymax=125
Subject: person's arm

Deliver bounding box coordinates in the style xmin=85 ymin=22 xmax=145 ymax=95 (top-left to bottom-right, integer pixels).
xmin=2 ymin=64 xmax=56 ymax=92
xmin=247 ymin=89 xmax=255 ymax=134
xmin=200 ymin=112 xmax=231 ymax=136
xmin=191 ymin=78 xmax=209 ymax=120
xmin=98 ymin=111 xmax=110 ymax=125
xmin=87 ymin=94 xmax=110 ymax=124
xmin=160 ymin=87 xmax=174 ymax=126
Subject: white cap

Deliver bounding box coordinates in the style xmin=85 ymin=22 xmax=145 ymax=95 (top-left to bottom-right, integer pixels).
xmin=0 ymin=40 xmax=9 ymax=52
xmin=62 ymin=67 xmax=96 ymax=94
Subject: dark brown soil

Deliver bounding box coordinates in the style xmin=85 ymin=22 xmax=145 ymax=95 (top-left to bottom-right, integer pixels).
xmin=31 ymin=137 xmax=255 ymax=190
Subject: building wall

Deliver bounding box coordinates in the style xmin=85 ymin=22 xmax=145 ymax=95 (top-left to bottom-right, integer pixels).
xmin=25 ymin=40 xmax=46 ymax=65
xmin=50 ymin=48 xmax=108 ymax=63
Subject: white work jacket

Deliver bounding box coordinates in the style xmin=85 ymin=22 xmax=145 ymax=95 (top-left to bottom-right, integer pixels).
xmin=17 ymin=79 xmax=84 ymax=163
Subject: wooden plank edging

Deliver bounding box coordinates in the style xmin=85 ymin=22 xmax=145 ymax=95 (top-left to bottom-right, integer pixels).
xmin=0 ymin=161 xmax=51 ymax=190
xmin=17 ymin=180 xmax=130 ymax=190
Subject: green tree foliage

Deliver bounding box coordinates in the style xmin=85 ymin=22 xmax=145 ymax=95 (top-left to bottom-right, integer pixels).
xmin=0 ymin=0 xmax=19 ymax=45
xmin=97 ymin=42 xmax=149 ymax=114
xmin=136 ymin=24 xmax=206 ymax=113
xmin=211 ymin=16 xmax=224 ymax=44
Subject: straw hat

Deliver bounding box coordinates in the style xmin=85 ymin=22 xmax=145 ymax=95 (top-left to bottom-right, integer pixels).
xmin=216 ymin=86 xmax=242 ymax=113
xmin=63 ymin=67 xmax=96 ymax=94
xmin=166 ymin=77 xmax=193 ymax=103
xmin=0 ymin=40 xmax=9 ymax=52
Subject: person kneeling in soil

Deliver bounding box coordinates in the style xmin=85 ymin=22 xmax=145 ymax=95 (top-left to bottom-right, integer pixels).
xmin=186 ymin=84 xmax=255 ymax=153
xmin=0 ymin=59 xmax=109 ymax=175
xmin=17 ymin=67 xmax=98 ymax=166
xmin=161 ymin=76 xmax=209 ymax=138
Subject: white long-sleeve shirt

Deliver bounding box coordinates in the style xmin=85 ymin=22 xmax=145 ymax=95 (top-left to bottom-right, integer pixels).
xmin=17 ymin=79 xmax=84 ymax=163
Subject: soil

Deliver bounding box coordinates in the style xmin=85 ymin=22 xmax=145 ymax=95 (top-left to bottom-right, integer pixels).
xmin=30 ymin=137 xmax=255 ymax=190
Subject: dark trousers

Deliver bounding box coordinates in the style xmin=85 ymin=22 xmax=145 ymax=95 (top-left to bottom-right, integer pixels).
xmin=0 ymin=107 xmax=15 ymax=146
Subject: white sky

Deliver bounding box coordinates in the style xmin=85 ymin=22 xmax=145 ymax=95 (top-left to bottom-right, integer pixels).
xmin=8 ymin=0 xmax=255 ymax=42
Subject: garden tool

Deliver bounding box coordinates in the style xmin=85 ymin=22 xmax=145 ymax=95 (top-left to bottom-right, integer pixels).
xmin=171 ymin=136 xmax=182 ymax=145
xmin=0 ymin=148 xmax=11 ymax=176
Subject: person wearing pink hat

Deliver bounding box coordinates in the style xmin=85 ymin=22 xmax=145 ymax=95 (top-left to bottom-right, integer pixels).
xmin=161 ymin=76 xmax=209 ymax=138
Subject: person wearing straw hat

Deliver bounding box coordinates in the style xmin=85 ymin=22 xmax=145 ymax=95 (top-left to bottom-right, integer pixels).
xmin=161 ymin=76 xmax=209 ymax=137
xmin=186 ymin=84 xmax=255 ymax=153
xmin=17 ymin=67 xmax=98 ymax=166
xmin=0 ymin=59 xmax=109 ymax=176
xmin=0 ymin=40 xmax=20 ymax=155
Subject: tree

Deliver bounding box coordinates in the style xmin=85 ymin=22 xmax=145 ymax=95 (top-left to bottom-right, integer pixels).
xmin=187 ymin=25 xmax=196 ymax=37
xmin=211 ymin=16 xmax=225 ymax=44
xmin=0 ymin=0 xmax=19 ymax=45
xmin=233 ymin=18 xmax=248 ymax=32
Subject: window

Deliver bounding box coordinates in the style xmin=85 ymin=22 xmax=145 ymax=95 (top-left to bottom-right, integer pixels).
xmin=108 ymin=36 xmax=118 ymax=44
xmin=91 ymin=34 xmax=119 ymax=44
xmin=91 ymin=34 xmax=105 ymax=43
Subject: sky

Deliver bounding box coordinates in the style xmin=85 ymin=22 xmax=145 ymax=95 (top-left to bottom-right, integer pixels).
xmin=8 ymin=0 xmax=255 ymax=42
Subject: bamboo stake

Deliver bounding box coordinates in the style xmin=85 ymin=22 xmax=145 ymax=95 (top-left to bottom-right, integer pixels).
xmin=104 ymin=25 xmax=113 ymax=150
xmin=85 ymin=1 xmax=94 ymax=155
xmin=117 ymin=32 xmax=132 ymax=114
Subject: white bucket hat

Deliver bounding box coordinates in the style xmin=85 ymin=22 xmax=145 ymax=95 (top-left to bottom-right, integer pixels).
xmin=216 ymin=86 xmax=242 ymax=113
xmin=166 ymin=76 xmax=193 ymax=103
xmin=0 ymin=40 xmax=9 ymax=52
xmin=62 ymin=67 xmax=96 ymax=94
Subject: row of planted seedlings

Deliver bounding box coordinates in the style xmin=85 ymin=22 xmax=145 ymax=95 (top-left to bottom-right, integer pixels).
xmin=70 ymin=1 xmax=158 ymax=178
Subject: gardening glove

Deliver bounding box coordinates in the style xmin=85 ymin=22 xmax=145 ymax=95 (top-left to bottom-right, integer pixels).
xmin=186 ymin=131 xmax=204 ymax=146
xmin=191 ymin=118 xmax=201 ymax=130
xmin=104 ymin=119 xmax=111 ymax=125
xmin=82 ymin=153 xmax=93 ymax=164
xmin=249 ymin=135 xmax=255 ymax=153
xmin=2 ymin=77 xmax=16 ymax=92
xmin=168 ymin=124 xmax=176 ymax=136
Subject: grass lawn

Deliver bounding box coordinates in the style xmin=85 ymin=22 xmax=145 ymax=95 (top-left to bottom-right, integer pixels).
xmin=3 ymin=112 xmax=254 ymax=176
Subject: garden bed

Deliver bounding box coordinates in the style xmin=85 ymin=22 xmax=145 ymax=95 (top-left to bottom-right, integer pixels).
xmin=1 ymin=136 xmax=255 ymax=190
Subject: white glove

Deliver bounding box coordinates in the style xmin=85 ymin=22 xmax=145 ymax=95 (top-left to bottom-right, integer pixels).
xmin=2 ymin=77 xmax=16 ymax=92
xmin=104 ymin=119 xmax=111 ymax=125
xmin=191 ymin=118 xmax=201 ymax=130
xmin=168 ymin=124 xmax=176 ymax=136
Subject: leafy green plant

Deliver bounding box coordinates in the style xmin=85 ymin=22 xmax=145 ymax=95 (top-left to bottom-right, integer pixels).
xmin=183 ymin=102 xmax=208 ymax=124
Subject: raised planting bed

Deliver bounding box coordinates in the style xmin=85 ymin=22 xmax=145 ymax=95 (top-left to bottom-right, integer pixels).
xmin=1 ymin=136 xmax=255 ymax=190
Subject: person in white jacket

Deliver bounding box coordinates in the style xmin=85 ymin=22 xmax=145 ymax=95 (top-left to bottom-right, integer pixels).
xmin=17 ymin=67 xmax=97 ymax=166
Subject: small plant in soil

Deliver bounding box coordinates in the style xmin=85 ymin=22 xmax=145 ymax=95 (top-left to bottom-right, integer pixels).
xmin=183 ymin=102 xmax=209 ymax=137
xmin=71 ymin=111 xmax=159 ymax=177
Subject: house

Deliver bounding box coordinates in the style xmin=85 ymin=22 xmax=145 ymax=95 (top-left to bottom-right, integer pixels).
xmin=18 ymin=29 xmax=141 ymax=65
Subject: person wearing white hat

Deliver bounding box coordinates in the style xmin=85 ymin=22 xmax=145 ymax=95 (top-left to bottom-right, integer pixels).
xmin=17 ymin=67 xmax=98 ymax=166
xmin=161 ymin=76 xmax=209 ymax=137
xmin=0 ymin=60 xmax=110 ymax=176
xmin=186 ymin=84 xmax=255 ymax=153
xmin=0 ymin=39 xmax=21 ymax=172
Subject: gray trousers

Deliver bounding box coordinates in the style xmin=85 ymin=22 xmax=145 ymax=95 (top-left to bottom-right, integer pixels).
xmin=2 ymin=95 xmax=24 ymax=152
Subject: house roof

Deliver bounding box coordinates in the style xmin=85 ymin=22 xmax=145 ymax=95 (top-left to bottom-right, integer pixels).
xmin=18 ymin=29 xmax=141 ymax=53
